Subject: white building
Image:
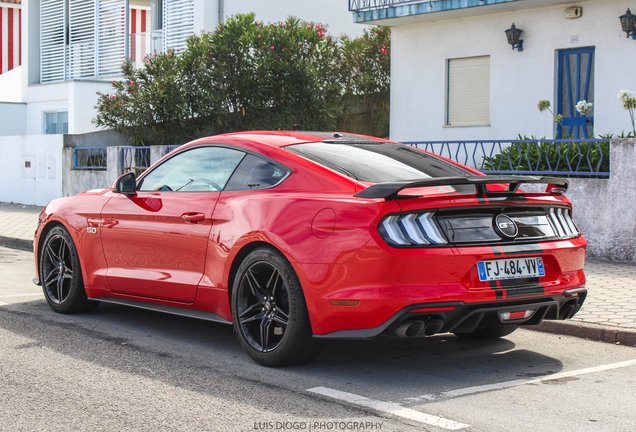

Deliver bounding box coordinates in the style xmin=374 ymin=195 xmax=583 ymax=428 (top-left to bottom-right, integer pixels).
xmin=350 ymin=0 xmax=636 ymax=141
xmin=0 ymin=0 xmax=363 ymax=137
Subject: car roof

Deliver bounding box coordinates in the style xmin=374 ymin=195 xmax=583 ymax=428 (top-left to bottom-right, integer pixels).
xmin=185 ymin=131 xmax=386 ymax=149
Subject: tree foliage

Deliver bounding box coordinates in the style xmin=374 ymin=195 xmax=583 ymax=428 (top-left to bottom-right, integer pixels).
xmin=94 ymin=14 xmax=391 ymax=146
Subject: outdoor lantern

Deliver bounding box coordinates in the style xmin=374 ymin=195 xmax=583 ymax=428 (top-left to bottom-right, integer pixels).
xmin=619 ymin=9 xmax=636 ymax=39
xmin=505 ymin=23 xmax=524 ymax=51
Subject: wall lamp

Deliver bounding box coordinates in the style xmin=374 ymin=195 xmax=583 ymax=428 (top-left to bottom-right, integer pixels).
xmin=505 ymin=23 xmax=523 ymax=51
xmin=620 ymin=9 xmax=636 ymax=39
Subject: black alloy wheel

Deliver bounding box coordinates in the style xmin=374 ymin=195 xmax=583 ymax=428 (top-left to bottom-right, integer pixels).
xmin=39 ymin=226 xmax=99 ymax=314
xmin=232 ymin=247 xmax=322 ymax=367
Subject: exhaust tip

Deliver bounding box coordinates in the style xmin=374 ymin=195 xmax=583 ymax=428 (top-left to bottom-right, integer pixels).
xmin=395 ymin=320 xmax=426 ymax=338
xmin=423 ymin=319 xmax=444 ymax=336
xmin=559 ymin=304 xmax=576 ymax=320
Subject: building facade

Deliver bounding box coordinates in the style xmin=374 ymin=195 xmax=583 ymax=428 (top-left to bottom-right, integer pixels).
xmin=0 ymin=0 xmax=21 ymax=76
xmin=0 ymin=0 xmax=363 ymax=137
xmin=351 ymin=0 xmax=636 ymax=142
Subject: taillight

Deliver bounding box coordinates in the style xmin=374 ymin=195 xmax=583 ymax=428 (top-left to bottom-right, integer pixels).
xmin=548 ymin=208 xmax=580 ymax=239
xmin=378 ymin=212 xmax=448 ymax=246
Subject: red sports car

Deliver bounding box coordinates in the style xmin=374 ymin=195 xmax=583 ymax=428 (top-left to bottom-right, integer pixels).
xmin=34 ymin=131 xmax=587 ymax=366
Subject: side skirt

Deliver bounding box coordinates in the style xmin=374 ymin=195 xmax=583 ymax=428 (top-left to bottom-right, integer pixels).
xmin=90 ymin=296 xmax=233 ymax=325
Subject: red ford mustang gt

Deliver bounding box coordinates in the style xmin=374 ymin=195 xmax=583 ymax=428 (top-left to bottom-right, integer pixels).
xmin=34 ymin=131 xmax=587 ymax=366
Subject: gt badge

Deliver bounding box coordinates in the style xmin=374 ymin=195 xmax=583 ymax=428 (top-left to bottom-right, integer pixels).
xmin=493 ymin=214 xmax=518 ymax=238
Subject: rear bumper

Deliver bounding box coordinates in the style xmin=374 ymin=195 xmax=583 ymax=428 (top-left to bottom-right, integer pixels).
xmin=314 ymin=287 xmax=587 ymax=339
xmin=297 ymin=236 xmax=587 ymax=335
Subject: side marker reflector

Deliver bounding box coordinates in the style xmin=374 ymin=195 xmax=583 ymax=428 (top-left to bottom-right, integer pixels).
xmin=329 ymin=300 xmax=361 ymax=306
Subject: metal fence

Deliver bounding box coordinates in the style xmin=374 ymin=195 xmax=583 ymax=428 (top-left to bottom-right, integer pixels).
xmin=349 ymin=0 xmax=421 ymax=11
xmin=404 ymin=139 xmax=610 ymax=177
xmin=74 ymin=147 xmax=107 ymax=170
xmin=121 ymin=146 xmax=151 ymax=175
xmin=165 ymin=145 xmax=181 ymax=154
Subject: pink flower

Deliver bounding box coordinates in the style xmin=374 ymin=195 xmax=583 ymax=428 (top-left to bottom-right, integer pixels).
xmin=130 ymin=80 xmax=134 ymax=85
xmin=271 ymin=46 xmax=275 ymax=50
xmin=281 ymin=24 xmax=285 ymax=27
xmin=388 ymin=33 xmax=391 ymax=35
xmin=257 ymin=22 xmax=261 ymax=26
xmin=169 ymin=53 xmax=173 ymax=56
xmin=381 ymin=29 xmax=384 ymax=32
xmin=111 ymin=95 xmax=115 ymax=99
xmin=258 ymin=34 xmax=261 ymax=38
xmin=112 ymin=80 xmax=116 ymax=85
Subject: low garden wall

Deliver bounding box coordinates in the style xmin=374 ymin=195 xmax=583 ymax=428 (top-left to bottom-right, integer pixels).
xmin=566 ymin=139 xmax=636 ymax=263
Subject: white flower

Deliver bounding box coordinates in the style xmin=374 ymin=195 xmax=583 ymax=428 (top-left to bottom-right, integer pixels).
xmin=575 ymin=100 xmax=592 ymax=115
xmin=618 ymin=89 xmax=635 ymax=101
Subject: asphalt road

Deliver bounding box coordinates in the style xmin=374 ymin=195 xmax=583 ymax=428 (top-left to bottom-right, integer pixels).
xmin=1 ymin=246 xmax=635 ymax=432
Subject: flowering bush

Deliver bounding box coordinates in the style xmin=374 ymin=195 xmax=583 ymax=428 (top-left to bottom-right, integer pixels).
xmin=575 ymin=100 xmax=593 ymax=116
xmin=94 ymin=14 xmax=391 ymax=145
xmin=618 ymin=89 xmax=636 ymax=136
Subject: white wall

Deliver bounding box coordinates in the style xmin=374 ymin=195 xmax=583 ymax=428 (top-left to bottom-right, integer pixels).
xmin=0 ymin=66 xmax=22 ymax=102
xmin=21 ymin=80 xmax=112 ymax=135
xmin=223 ymin=0 xmax=366 ymax=37
xmin=0 ymin=102 xmax=26 ymax=136
xmin=390 ymin=0 xmax=636 ymax=142
xmin=0 ymin=134 xmax=63 ymax=206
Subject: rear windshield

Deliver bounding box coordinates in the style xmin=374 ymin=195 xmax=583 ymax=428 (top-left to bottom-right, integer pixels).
xmin=284 ymin=142 xmax=473 ymax=183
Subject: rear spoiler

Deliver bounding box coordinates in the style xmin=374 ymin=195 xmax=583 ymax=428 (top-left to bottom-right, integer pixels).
xmin=353 ymin=175 xmax=569 ymax=200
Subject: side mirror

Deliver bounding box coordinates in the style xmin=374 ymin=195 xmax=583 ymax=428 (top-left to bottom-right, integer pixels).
xmin=113 ymin=172 xmax=137 ymax=197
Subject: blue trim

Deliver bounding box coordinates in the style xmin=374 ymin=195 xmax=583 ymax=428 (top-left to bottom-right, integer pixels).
xmin=351 ymin=0 xmax=522 ymax=23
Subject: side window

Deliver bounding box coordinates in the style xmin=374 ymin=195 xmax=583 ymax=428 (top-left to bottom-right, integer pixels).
xmin=224 ymin=154 xmax=290 ymax=191
xmin=138 ymin=146 xmax=245 ymax=192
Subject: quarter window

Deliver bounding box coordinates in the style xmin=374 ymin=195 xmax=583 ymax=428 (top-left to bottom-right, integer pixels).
xmin=138 ymin=146 xmax=245 ymax=192
xmin=446 ymin=56 xmax=490 ymax=127
xmin=224 ymin=155 xmax=290 ymax=191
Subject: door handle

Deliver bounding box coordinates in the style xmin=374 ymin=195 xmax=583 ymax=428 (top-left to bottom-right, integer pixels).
xmin=181 ymin=212 xmax=205 ymax=223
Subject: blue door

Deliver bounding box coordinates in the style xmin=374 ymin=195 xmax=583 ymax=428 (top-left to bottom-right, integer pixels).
xmin=557 ymin=47 xmax=595 ymax=138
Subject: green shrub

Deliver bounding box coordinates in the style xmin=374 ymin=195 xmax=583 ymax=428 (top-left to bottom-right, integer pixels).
xmin=94 ymin=14 xmax=391 ymax=145
xmin=483 ymin=135 xmax=610 ymax=177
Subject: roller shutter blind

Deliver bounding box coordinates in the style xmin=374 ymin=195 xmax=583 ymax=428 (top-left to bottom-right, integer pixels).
xmin=446 ymin=56 xmax=490 ymax=126
xmin=40 ymin=0 xmax=66 ymax=83
xmin=163 ymin=0 xmax=194 ymax=52
xmin=68 ymin=0 xmax=95 ymax=79
xmin=97 ymin=0 xmax=126 ymax=76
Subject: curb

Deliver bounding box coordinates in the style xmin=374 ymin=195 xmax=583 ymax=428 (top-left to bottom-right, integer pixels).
xmin=0 ymin=236 xmax=33 ymax=253
xmin=529 ymin=320 xmax=636 ymax=347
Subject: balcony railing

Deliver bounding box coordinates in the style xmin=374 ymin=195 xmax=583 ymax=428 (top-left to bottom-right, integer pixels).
xmin=404 ymin=139 xmax=610 ymax=177
xmin=129 ymin=30 xmax=163 ymax=69
xmin=75 ymin=147 xmax=107 ymax=170
xmin=349 ymin=0 xmax=423 ymax=12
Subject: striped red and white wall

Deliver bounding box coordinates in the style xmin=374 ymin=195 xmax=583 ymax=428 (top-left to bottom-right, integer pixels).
xmin=130 ymin=6 xmax=151 ymax=65
xmin=0 ymin=1 xmax=21 ymax=75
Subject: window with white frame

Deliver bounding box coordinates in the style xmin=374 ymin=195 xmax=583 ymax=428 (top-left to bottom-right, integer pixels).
xmin=446 ymin=56 xmax=490 ymax=127
xmin=43 ymin=111 xmax=69 ymax=134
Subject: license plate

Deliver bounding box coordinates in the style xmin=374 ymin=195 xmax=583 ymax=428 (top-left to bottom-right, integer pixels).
xmin=477 ymin=257 xmax=545 ymax=282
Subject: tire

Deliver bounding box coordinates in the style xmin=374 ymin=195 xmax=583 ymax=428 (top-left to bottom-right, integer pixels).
xmin=231 ymin=247 xmax=322 ymax=367
xmin=454 ymin=324 xmax=518 ymax=341
xmin=39 ymin=226 xmax=99 ymax=314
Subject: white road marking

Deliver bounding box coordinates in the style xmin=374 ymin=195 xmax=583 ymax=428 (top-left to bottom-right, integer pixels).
xmin=0 ymin=293 xmax=43 ymax=298
xmin=307 ymin=386 xmax=470 ymax=430
xmin=403 ymin=359 xmax=636 ymax=403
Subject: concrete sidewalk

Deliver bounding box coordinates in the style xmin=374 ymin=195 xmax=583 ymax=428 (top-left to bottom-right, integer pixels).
xmin=1 ymin=201 xmax=635 ymax=347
